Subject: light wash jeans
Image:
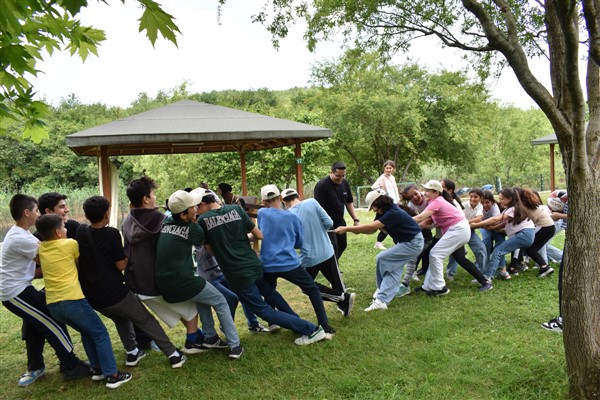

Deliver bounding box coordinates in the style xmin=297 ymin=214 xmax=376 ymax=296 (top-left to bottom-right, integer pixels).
xmin=374 ymin=233 xmax=424 ymax=303
xmin=48 ymin=299 xmax=117 ymax=376
xmin=481 ymin=228 xmax=506 ymax=267
xmin=192 ymin=282 xmax=240 ymax=348
xmin=424 ymin=219 xmax=471 ymax=291
xmin=540 ymin=221 xmax=564 ymax=263
xmin=446 ymin=229 xmax=487 ymax=276
xmin=484 ymin=228 xmax=535 ymax=278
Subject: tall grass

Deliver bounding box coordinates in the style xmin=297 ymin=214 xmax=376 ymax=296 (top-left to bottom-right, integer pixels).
xmin=0 ymin=211 xmax=567 ymax=400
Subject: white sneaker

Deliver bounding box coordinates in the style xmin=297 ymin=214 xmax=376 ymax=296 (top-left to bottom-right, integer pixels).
xmin=374 ymin=242 xmax=386 ymax=250
xmin=294 ymin=326 xmax=326 ymax=345
xmin=364 ymin=298 xmax=388 ymax=312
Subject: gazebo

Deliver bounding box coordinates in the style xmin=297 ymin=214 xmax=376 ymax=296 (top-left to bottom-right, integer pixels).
xmin=531 ymin=133 xmax=559 ymax=191
xmin=66 ymin=100 xmax=332 ymax=225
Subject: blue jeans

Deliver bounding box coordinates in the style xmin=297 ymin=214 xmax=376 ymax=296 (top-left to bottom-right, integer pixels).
xmin=48 ymin=299 xmax=117 ymax=376
xmin=446 ymin=230 xmax=488 ymax=276
xmin=481 ymin=228 xmax=506 ymax=267
xmin=209 ymin=275 xmax=259 ymax=328
xmin=263 ymin=267 xmax=329 ymax=328
xmin=374 ymin=233 xmax=424 ymax=303
xmin=484 ymin=228 xmax=535 ymax=278
xmin=234 ymin=278 xmax=317 ymax=336
xmin=191 ymin=282 xmax=240 ymax=348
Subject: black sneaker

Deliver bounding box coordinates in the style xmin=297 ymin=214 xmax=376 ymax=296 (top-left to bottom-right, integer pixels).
xmin=427 ymin=287 xmax=450 ymax=297
xmin=105 ymin=371 xmax=132 ymax=389
xmin=538 ymin=266 xmax=555 ymax=278
xmin=228 ymin=346 xmax=245 ymax=359
xmin=182 ymin=339 xmax=209 ymax=354
xmin=125 ymin=349 xmax=146 ymax=367
xmin=62 ymin=360 xmax=92 ymax=381
xmin=413 ymin=286 xmax=429 ymax=294
xmin=541 ymin=317 xmax=563 ymax=333
xmin=248 ymin=324 xmax=269 ymax=333
xmin=169 ymin=352 xmax=187 ymax=368
xmin=91 ymin=367 xmax=104 ymax=382
xmin=323 ymin=324 xmax=336 ymax=340
xmin=201 ymin=335 xmax=229 ymax=349
xmin=337 ymin=292 xmax=356 ymax=317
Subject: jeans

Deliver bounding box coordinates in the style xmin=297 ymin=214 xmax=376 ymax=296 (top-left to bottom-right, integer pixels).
xmin=483 ymin=228 xmax=535 ymax=278
xmin=191 ymin=282 xmax=240 ymax=348
xmin=48 ymin=299 xmax=117 ymax=376
xmin=263 ymin=267 xmax=329 ymax=328
xmin=374 ymin=233 xmax=424 ymax=303
xmin=210 ymin=275 xmax=259 ymax=328
xmin=234 ymin=278 xmax=317 ymax=336
xmin=481 ymin=228 xmax=506 ymax=267
xmin=446 ymin=229 xmax=488 ymax=276
xmin=540 ymin=222 xmax=563 ymax=263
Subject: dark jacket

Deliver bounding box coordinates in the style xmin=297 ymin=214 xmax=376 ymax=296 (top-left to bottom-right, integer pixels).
xmin=122 ymin=208 xmax=166 ymax=296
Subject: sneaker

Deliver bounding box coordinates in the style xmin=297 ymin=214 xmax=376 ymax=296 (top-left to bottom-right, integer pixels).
xmin=498 ymin=272 xmax=512 ymax=280
xmin=105 ymin=371 xmax=132 ymax=389
xmin=541 ymin=317 xmax=563 ymax=333
xmin=413 ymin=286 xmax=429 ymax=294
xmin=294 ymin=326 xmax=326 ymax=346
xmin=337 ymin=292 xmax=356 ymax=317
xmin=248 ymin=324 xmax=269 ymax=333
xmin=228 ymin=346 xmax=245 ymax=359
xmin=323 ymin=325 xmax=336 ymax=340
xmin=91 ymin=367 xmax=105 ymax=381
xmin=169 ymin=353 xmax=187 ymax=368
xmin=18 ymin=368 xmax=45 ymax=387
xmin=62 ymin=360 xmax=92 ymax=381
xmin=268 ymin=324 xmax=281 ymax=333
xmin=201 ymin=335 xmax=229 ymax=349
xmin=538 ymin=266 xmax=555 ymax=278
xmin=479 ymin=281 xmax=494 ymax=292
xmin=411 ymin=272 xmax=421 ymax=281
xmin=364 ymin=298 xmax=388 ymax=312
xmin=374 ymin=242 xmax=386 ymax=250
xmin=508 ymin=263 xmax=527 ymax=276
xmin=427 ymin=287 xmax=450 ymax=297
xmin=447 ymin=275 xmax=455 ymax=282
xmin=182 ymin=339 xmax=209 ymax=354
xmin=395 ymin=283 xmax=410 ymax=298
xmin=125 ymin=349 xmax=146 ymax=367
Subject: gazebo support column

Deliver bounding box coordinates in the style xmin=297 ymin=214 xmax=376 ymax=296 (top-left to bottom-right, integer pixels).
xmin=99 ymin=146 xmax=111 ymax=199
xmin=294 ymin=141 xmax=304 ymax=198
xmin=240 ymin=150 xmax=248 ymax=196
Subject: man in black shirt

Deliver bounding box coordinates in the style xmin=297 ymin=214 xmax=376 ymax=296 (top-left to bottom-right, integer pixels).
xmin=313 ymin=162 xmax=360 ymax=259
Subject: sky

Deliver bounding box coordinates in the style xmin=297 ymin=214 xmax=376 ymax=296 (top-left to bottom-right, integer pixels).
xmin=30 ymin=0 xmax=551 ymax=109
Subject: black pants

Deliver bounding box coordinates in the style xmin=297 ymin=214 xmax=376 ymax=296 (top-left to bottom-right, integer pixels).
xmin=3 ymin=286 xmax=79 ymax=371
xmin=328 ymin=230 xmax=348 ymax=259
xmin=526 ymin=225 xmax=556 ymax=266
xmin=305 ymin=256 xmax=346 ymax=302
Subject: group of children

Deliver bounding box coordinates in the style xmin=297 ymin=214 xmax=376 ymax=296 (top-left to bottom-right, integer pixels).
xmin=0 ymin=176 xmax=360 ymax=389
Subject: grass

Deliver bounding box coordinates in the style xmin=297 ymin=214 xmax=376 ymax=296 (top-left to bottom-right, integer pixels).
xmin=0 ymin=210 xmax=568 ymax=400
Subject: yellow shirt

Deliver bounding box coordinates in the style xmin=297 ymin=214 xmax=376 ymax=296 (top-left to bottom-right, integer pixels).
xmin=39 ymin=239 xmax=84 ymax=304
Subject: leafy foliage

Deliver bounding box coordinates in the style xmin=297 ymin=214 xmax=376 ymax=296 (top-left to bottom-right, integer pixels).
xmin=0 ymin=0 xmax=180 ymax=141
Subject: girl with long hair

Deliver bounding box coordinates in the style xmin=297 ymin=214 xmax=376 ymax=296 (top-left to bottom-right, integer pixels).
xmin=371 ymin=160 xmax=400 ymax=250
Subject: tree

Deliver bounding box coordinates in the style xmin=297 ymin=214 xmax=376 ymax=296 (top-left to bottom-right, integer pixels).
xmin=248 ymin=1 xmax=600 ymax=398
xmin=0 ymin=0 xmax=180 ymax=142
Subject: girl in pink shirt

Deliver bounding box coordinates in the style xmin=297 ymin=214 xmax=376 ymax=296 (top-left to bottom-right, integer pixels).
xmin=412 ymin=180 xmax=492 ymax=295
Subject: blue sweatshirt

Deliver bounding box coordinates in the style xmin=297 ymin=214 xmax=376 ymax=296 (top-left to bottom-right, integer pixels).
xmin=287 ymin=199 xmax=335 ymax=268
xmin=258 ymin=207 xmax=303 ymax=272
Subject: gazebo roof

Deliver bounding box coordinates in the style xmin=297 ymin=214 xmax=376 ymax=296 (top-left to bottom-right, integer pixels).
xmin=66 ymin=100 xmax=331 ymax=156
xmin=531 ymin=133 xmax=558 ymax=145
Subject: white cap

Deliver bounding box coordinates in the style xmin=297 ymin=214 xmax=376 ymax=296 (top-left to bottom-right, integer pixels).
xmin=261 ymin=184 xmax=280 ymax=201
xmin=422 ymin=180 xmax=443 ymax=193
xmin=365 ymin=189 xmax=386 ymax=210
xmin=168 ymin=189 xmax=204 ymax=214
xmin=281 ymin=188 xmax=299 ymax=200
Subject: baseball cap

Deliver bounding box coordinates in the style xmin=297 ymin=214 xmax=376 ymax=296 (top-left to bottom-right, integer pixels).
xmin=281 ymin=188 xmax=299 ymax=200
xmin=261 ymin=184 xmax=280 ymax=201
xmin=422 ymin=180 xmax=443 ymax=193
xmin=366 ymin=189 xmax=386 ymax=210
xmin=331 ymin=161 xmax=346 ymax=171
xmin=168 ymin=189 xmax=204 ymax=214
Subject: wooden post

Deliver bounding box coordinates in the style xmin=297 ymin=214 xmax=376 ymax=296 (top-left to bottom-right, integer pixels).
xmin=98 ymin=146 xmax=111 ymax=199
xmin=240 ymin=150 xmax=248 ymax=196
xmin=550 ymin=143 xmax=556 ymax=191
xmin=295 ymin=141 xmax=304 ymax=198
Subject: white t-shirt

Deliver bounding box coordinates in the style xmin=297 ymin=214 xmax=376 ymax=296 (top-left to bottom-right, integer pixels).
xmin=462 ymin=201 xmax=483 ymax=221
xmin=0 ymin=225 xmax=40 ymax=301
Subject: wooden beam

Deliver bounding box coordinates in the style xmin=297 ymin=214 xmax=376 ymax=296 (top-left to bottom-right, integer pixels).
xmin=295 ymin=141 xmax=304 ymax=198
xmin=98 ymin=146 xmax=111 ymax=200
xmin=550 ymin=143 xmax=556 ymax=191
xmin=240 ymin=150 xmax=248 ymax=196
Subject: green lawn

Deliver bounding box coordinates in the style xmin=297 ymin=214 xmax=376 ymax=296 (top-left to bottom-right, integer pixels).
xmin=0 ymin=211 xmax=567 ymax=400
